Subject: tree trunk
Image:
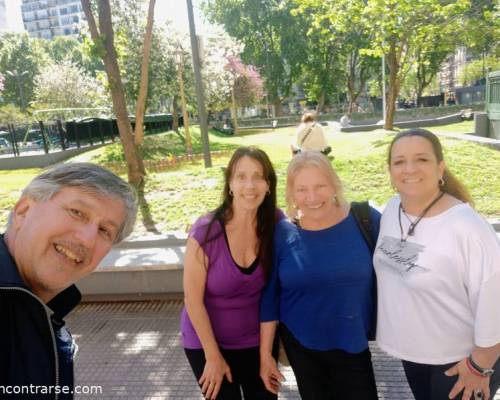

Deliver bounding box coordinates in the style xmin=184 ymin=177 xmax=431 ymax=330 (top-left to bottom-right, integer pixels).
xmin=273 ymin=98 xmax=283 ymax=117
xmin=231 ymin=85 xmax=239 ymax=135
xmin=172 ymin=96 xmax=179 ymax=132
xmin=134 ymin=0 xmax=156 ymax=146
xmin=178 ymin=62 xmax=192 ymax=153
xmin=385 ymin=44 xmax=400 ymax=131
xmin=81 ymin=0 xmax=145 ymax=189
xmin=316 ymin=91 xmax=325 ymax=115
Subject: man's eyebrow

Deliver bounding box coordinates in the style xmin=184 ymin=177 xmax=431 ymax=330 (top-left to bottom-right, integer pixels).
xmin=64 ymin=199 xmax=120 ymax=229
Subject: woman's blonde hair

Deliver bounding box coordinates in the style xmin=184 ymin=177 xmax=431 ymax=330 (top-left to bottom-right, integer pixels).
xmin=286 ymin=151 xmax=346 ymax=219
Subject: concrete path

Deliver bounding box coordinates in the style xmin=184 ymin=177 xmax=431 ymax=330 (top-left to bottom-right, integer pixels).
xmin=67 ymin=300 xmax=500 ymax=400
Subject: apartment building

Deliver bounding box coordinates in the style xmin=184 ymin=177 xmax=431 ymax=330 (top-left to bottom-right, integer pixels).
xmin=0 ymin=0 xmax=8 ymax=32
xmin=21 ymin=0 xmax=85 ymax=40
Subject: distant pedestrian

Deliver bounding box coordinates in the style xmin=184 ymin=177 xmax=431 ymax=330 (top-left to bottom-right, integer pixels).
xmin=291 ymin=112 xmax=331 ymax=156
xmin=181 ymin=147 xmax=282 ymax=399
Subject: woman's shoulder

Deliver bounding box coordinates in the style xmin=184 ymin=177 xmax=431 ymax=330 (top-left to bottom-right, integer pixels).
xmin=275 ymin=217 xmax=299 ymax=237
xmin=444 ymin=203 xmax=493 ymax=232
xmin=189 ymin=213 xmax=222 ymax=241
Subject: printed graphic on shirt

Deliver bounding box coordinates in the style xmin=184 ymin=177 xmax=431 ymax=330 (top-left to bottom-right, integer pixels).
xmin=376 ymin=236 xmax=429 ymax=275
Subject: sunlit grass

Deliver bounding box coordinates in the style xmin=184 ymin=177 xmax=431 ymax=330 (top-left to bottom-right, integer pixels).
xmin=0 ymin=121 xmax=498 ymax=232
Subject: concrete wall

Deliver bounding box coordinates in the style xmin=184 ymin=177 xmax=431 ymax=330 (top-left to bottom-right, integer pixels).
xmin=0 ymin=144 xmax=106 ymax=170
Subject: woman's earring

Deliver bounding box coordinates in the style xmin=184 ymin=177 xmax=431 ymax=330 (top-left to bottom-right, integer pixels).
xmin=332 ymin=194 xmax=339 ymax=206
xmin=266 ymin=189 xmax=271 ymax=196
xmin=439 ymin=177 xmax=445 ymax=187
xmin=229 ymin=189 xmax=234 ymax=196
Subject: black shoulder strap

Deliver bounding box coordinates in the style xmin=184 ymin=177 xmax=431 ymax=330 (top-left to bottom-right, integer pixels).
xmin=351 ymin=201 xmax=374 ymax=254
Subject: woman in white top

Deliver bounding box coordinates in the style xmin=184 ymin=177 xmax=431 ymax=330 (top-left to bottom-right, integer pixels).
xmin=291 ymin=113 xmax=330 ymax=156
xmin=374 ymin=128 xmax=500 ymax=400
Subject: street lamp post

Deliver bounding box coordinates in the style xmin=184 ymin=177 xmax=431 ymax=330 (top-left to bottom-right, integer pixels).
xmin=175 ymin=48 xmax=193 ymax=155
xmin=6 ymin=69 xmax=29 ymax=111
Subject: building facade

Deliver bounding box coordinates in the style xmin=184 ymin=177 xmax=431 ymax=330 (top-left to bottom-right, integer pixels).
xmin=21 ymin=0 xmax=85 ymax=40
xmin=0 ymin=0 xmax=8 ymax=32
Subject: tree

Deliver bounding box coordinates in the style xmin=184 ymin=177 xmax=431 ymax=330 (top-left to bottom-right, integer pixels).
xmin=107 ymin=0 xmax=176 ymax=115
xmin=292 ymin=0 xmax=378 ymax=115
xmin=203 ymin=0 xmax=307 ymax=116
xmin=133 ymin=0 xmax=156 ymax=145
xmin=362 ymin=0 xmax=469 ymax=129
xmin=33 ymin=60 xmax=108 ymax=109
xmin=0 ymin=73 xmax=4 ymax=96
xmin=202 ymin=27 xmax=243 ymax=114
xmin=0 ymin=33 xmax=51 ymax=109
xmin=413 ymin=36 xmax=455 ymax=105
xmin=46 ymin=35 xmax=104 ymax=77
xmin=458 ymin=56 xmax=500 ymax=86
xmin=291 ymin=0 xmax=343 ymax=113
xmin=81 ymin=0 xmax=145 ymax=189
xmin=226 ymin=56 xmax=264 ymax=134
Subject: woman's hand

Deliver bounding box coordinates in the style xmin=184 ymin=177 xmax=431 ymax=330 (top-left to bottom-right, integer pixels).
xmin=445 ymin=358 xmax=490 ymax=400
xmin=199 ymin=353 xmax=233 ymax=400
xmin=260 ymin=353 xmax=285 ymax=394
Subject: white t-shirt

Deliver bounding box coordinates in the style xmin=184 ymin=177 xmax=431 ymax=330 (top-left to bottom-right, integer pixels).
xmin=374 ymin=196 xmax=500 ymax=364
xmin=293 ymin=122 xmax=328 ymax=151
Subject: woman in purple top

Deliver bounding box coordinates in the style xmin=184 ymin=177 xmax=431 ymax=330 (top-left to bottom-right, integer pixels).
xmin=181 ymin=147 xmax=280 ymax=400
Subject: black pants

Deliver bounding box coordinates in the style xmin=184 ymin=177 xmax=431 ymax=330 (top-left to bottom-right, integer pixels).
xmin=403 ymin=358 xmax=500 ymax=400
xmin=280 ymin=324 xmax=378 ymax=400
xmin=184 ymin=346 xmax=277 ymax=400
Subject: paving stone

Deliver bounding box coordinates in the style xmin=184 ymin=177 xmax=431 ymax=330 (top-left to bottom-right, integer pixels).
xmin=67 ymin=301 xmax=499 ymax=400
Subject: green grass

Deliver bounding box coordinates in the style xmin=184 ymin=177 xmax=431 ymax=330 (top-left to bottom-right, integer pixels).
xmin=0 ymin=121 xmax=498 ymax=233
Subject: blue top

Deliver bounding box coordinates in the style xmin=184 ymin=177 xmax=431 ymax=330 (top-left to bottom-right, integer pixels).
xmin=260 ymin=207 xmax=380 ymax=352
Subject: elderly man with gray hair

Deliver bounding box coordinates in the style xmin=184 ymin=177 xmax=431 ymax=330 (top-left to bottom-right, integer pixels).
xmin=0 ymin=163 xmax=137 ymax=399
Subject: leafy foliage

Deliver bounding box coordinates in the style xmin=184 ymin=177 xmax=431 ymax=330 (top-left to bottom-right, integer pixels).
xmin=0 ymin=33 xmax=51 ymax=108
xmin=226 ymin=56 xmax=264 ymax=107
xmin=33 ymin=60 xmax=108 ymax=109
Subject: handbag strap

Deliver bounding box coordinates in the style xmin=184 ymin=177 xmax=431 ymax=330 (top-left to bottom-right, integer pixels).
xmin=299 ymin=123 xmax=315 ymax=147
xmin=350 ymin=201 xmax=374 ymax=253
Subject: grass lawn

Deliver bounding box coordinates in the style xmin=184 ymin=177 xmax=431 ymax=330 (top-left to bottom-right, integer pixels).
xmin=0 ymin=121 xmax=498 ymax=233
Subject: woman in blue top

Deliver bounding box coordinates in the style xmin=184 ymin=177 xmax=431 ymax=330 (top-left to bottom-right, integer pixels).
xmin=260 ymin=151 xmax=380 ymax=399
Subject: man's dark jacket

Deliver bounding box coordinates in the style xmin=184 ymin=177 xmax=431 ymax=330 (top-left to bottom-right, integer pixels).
xmin=0 ymin=235 xmax=81 ymax=399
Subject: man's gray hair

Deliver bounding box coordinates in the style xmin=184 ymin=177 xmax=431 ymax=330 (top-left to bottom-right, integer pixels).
xmin=10 ymin=163 xmax=137 ymax=243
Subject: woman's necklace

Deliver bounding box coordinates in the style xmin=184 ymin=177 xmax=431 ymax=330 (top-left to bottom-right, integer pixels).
xmin=398 ymin=191 xmax=445 ymax=246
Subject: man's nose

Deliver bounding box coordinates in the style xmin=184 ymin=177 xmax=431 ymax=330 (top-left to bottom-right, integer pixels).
xmin=75 ymin=223 xmax=98 ymax=248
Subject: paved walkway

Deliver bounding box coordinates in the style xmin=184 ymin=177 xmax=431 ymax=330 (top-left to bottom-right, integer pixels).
xmin=68 ymin=300 xmax=500 ymax=400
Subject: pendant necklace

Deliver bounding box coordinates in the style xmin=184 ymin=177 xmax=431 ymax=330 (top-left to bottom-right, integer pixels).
xmin=398 ymin=191 xmax=445 ymax=246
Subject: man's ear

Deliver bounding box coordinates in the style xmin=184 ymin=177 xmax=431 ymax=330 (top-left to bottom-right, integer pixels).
xmin=11 ymin=197 xmax=35 ymax=229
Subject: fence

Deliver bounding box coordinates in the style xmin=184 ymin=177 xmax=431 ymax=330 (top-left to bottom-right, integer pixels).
xmin=0 ymin=114 xmax=181 ymax=158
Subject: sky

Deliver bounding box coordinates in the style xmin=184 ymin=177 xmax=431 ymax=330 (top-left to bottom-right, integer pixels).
xmin=4 ymin=0 xmax=211 ymax=35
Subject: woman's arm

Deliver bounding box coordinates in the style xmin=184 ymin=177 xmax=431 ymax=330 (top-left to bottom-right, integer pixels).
xmin=183 ymin=237 xmax=232 ymax=400
xmin=446 ymin=343 xmax=500 ymax=400
xmin=447 ymin=216 xmax=500 ymax=400
xmin=260 ymin=321 xmax=284 ymax=394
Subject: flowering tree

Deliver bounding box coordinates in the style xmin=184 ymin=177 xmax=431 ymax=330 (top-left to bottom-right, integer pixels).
xmin=226 ymin=56 xmax=263 ymax=134
xmin=34 ymin=60 xmax=108 ymax=109
xmin=202 ymin=27 xmax=243 ymax=113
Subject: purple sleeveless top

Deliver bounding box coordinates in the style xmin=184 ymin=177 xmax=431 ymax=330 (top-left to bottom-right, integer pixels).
xmin=180 ymin=214 xmax=268 ymax=349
